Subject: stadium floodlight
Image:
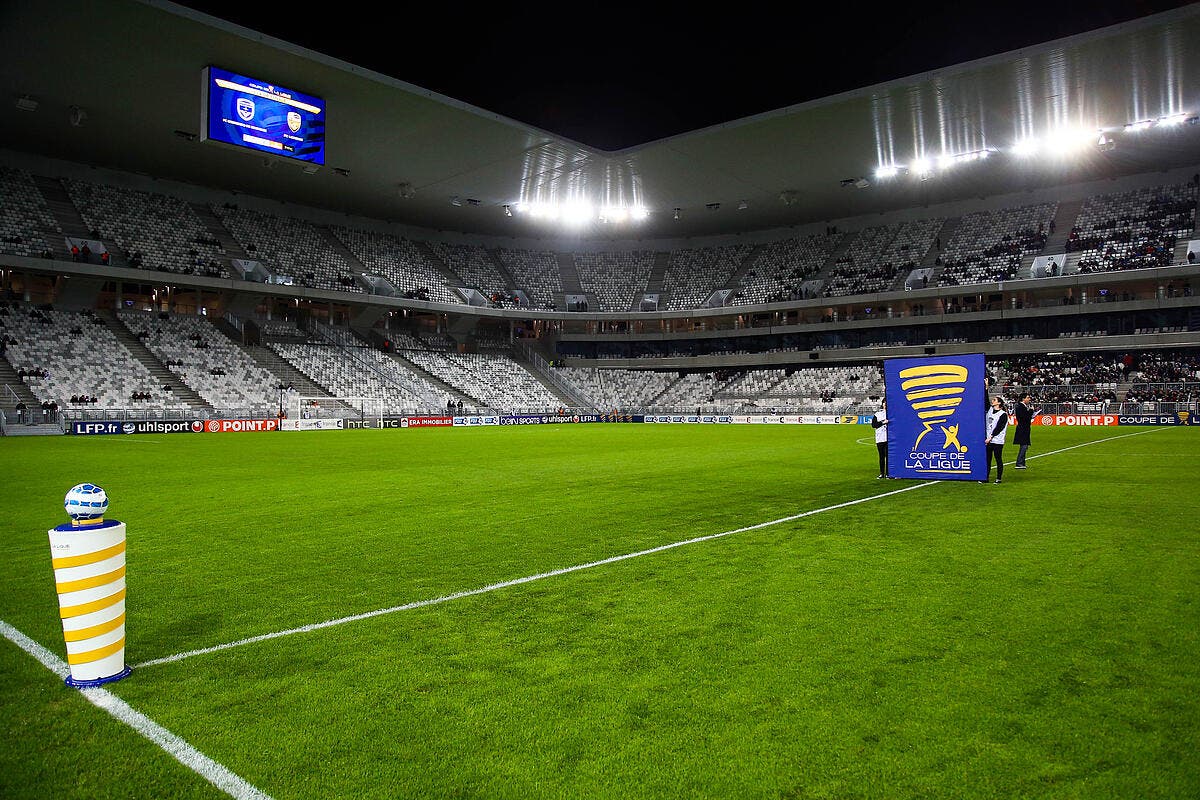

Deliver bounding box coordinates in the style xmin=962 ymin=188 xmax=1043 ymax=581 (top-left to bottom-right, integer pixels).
xmin=629 ymin=206 xmax=649 ymax=221
xmin=911 ymin=158 xmax=932 ymax=176
xmin=1157 ymin=113 xmax=1189 ymax=127
xmin=937 ymin=154 xmax=956 ymax=171
xmin=875 ymin=165 xmax=899 ymax=179
xmin=561 ymin=202 xmax=592 ymax=226
xmin=601 ymin=206 xmax=628 ymax=223
xmin=1125 ymin=119 xmax=1154 ymax=132
xmin=1044 ymin=127 xmax=1095 ymax=156
xmin=1011 ymin=137 xmax=1040 ymax=157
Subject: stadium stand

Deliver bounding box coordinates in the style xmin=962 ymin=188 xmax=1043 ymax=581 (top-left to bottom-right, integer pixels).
xmin=732 ymin=234 xmax=844 ymax=304
xmin=494 ymin=247 xmax=562 ymax=310
xmin=575 ymin=251 xmax=656 ymax=312
xmin=0 ymin=167 xmax=59 ymax=258
xmin=4 ymin=306 xmax=191 ymax=410
xmin=554 ymin=367 xmax=677 ymax=409
xmin=403 ymin=350 xmax=560 ymax=410
xmin=823 ymin=220 xmax=942 ymax=297
xmin=329 ymin=226 xmax=461 ymax=304
xmin=662 ymin=244 xmax=751 ymax=309
xmin=119 ymin=311 xmax=278 ymax=411
xmin=64 ymin=179 xmax=226 ymax=277
xmin=426 ymin=242 xmax=511 ymax=303
xmin=937 ymin=203 xmax=1056 ymax=286
xmin=213 ymin=205 xmax=362 ymax=292
xmin=1069 ymin=182 xmax=1198 ymax=274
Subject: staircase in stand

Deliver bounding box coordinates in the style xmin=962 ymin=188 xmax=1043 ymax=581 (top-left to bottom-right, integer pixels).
xmin=413 ymin=241 xmax=468 ymax=289
xmin=721 ymin=244 xmax=768 ymax=301
xmin=483 ymin=248 xmax=520 ymax=290
xmin=243 ymin=344 xmax=360 ymax=416
xmin=924 ymin=217 xmax=962 ymax=284
xmin=31 ymin=175 xmax=127 ymax=266
xmin=1019 ymin=199 xmax=1085 ymax=276
xmin=319 ymin=226 xmax=369 ymax=275
xmin=98 ymin=310 xmax=213 ymax=412
xmin=190 ymin=202 xmax=249 ymax=272
xmin=388 ymin=352 xmax=479 ymax=406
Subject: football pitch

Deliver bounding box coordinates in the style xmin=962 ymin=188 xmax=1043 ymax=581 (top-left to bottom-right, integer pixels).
xmin=1 ymin=424 xmax=1198 ymax=799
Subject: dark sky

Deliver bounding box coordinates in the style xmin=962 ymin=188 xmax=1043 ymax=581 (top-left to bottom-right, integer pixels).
xmin=178 ymin=1 xmax=1193 ymax=151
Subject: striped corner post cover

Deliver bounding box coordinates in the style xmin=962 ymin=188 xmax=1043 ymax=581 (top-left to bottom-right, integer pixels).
xmin=47 ymin=520 xmax=130 ymax=686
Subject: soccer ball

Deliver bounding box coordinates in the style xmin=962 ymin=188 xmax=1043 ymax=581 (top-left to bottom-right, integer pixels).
xmin=64 ymin=483 xmax=108 ymax=521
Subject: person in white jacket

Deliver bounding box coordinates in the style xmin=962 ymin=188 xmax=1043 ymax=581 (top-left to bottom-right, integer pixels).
xmin=871 ymin=398 xmax=891 ymax=479
xmin=982 ymin=396 xmax=1009 ymax=484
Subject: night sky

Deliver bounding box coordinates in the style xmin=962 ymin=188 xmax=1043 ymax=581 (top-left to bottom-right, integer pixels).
xmin=177 ymin=1 xmax=1193 ymax=151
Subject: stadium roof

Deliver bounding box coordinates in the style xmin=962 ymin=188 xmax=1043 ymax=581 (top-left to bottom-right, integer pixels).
xmin=2 ymin=0 xmax=1200 ymax=241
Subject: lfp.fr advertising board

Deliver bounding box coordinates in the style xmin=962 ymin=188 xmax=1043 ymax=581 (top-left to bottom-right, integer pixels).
xmin=72 ymin=419 xmax=279 ymax=435
xmin=884 ymin=353 xmax=988 ymax=481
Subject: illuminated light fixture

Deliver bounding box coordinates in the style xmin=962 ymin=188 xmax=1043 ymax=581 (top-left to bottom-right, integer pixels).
xmin=1125 ymin=119 xmax=1154 ymax=132
xmin=937 ymin=154 xmax=956 ymax=170
xmin=1043 ymin=128 xmax=1096 ymax=156
xmin=601 ymin=206 xmax=628 ymax=223
xmin=560 ymin=202 xmax=593 ymax=226
xmin=630 ymin=206 xmax=649 ymax=221
xmin=1011 ymin=138 xmax=1040 ymax=157
xmin=875 ymin=165 xmax=899 ymax=179
xmin=1158 ymin=113 xmax=1189 ymax=126
xmin=911 ymin=158 xmax=933 ymax=175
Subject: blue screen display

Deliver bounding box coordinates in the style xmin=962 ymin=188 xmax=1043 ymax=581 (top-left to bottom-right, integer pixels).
xmin=202 ymin=66 xmax=325 ymax=164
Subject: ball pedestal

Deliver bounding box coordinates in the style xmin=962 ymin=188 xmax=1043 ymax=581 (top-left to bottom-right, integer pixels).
xmin=47 ymin=518 xmax=131 ymax=687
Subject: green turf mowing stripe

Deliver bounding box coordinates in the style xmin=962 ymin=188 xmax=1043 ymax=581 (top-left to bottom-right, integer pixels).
xmin=132 ymin=427 xmax=1166 ymax=671
xmin=0 ymin=620 xmax=273 ymax=800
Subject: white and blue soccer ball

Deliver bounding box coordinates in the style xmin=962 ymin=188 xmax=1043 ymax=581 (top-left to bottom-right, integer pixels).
xmin=64 ymin=483 xmax=108 ymax=521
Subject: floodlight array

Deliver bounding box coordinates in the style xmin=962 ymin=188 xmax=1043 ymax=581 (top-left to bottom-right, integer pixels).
xmin=513 ymin=201 xmax=650 ymax=226
xmin=873 ymin=112 xmax=1195 ymax=182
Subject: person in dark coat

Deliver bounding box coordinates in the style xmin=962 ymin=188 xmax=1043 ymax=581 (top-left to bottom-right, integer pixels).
xmin=1013 ymin=392 xmax=1041 ymax=469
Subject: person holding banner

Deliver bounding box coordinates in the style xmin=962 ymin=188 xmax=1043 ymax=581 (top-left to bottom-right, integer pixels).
xmin=872 ymin=398 xmax=890 ymax=479
xmin=1013 ymin=392 xmax=1041 ymax=469
xmin=982 ymin=396 xmax=1009 ymax=484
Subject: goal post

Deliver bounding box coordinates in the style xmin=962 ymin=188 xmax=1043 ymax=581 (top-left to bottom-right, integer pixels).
xmin=293 ymin=395 xmax=385 ymax=427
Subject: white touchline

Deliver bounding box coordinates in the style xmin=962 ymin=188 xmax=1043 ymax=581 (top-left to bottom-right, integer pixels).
xmin=0 ymin=620 xmax=273 ymax=800
xmin=135 ymin=427 xmax=1167 ymax=669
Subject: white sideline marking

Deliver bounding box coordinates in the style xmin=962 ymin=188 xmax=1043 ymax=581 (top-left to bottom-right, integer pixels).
xmin=137 ymin=427 xmax=1167 ymax=669
xmin=0 ymin=620 xmax=273 ymax=800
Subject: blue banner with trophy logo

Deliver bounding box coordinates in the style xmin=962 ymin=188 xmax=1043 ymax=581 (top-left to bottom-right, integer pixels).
xmin=884 ymin=354 xmax=988 ymax=481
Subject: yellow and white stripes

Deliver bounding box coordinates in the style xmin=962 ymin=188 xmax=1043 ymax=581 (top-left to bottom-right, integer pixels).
xmin=48 ymin=522 xmax=127 ymax=681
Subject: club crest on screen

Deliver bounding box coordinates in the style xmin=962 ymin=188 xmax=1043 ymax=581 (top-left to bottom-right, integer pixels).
xmin=287 ymin=111 xmax=301 ymax=132
xmin=236 ymin=97 xmax=255 ymax=120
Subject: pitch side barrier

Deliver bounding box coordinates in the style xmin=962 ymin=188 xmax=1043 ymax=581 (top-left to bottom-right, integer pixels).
xmin=70 ymin=419 xmax=280 ymax=435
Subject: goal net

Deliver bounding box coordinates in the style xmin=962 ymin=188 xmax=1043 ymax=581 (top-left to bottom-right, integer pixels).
xmin=293 ymin=395 xmax=386 ymax=427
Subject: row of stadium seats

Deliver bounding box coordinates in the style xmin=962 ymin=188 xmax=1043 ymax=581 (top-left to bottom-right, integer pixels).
xmin=0 ymin=170 xmax=1196 ymax=307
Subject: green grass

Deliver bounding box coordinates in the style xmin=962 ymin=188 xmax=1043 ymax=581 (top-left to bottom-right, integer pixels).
xmin=1 ymin=425 xmax=1198 ymax=798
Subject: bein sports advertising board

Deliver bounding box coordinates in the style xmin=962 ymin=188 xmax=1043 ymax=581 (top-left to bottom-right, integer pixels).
xmin=201 ymin=66 xmax=325 ymax=164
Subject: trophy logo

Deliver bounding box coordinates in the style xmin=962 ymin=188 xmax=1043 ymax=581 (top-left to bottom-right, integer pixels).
xmin=1180 ymin=411 xmax=1190 ymax=424
xmin=899 ymin=363 xmax=969 ymax=451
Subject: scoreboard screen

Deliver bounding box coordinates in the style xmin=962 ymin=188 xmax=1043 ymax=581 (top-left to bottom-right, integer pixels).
xmin=201 ymin=66 xmax=325 ymax=164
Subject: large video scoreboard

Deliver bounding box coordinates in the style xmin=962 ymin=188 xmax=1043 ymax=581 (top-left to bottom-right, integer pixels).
xmin=201 ymin=66 xmax=326 ymax=165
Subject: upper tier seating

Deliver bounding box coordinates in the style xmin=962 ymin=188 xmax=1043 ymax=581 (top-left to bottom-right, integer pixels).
xmin=824 ymin=219 xmax=942 ymax=297
xmin=733 ymin=234 xmax=844 ymax=305
xmin=575 ymin=251 xmax=656 ymax=312
xmin=0 ymin=167 xmax=58 ymax=258
xmin=663 ymin=244 xmax=750 ymax=309
xmin=495 ymin=248 xmax=562 ymax=309
xmin=329 ymin=226 xmax=461 ymax=304
xmin=214 ymin=206 xmax=362 ymax=293
xmin=938 ymin=203 xmax=1056 ymax=286
xmin=66 ymin=179 xmax=226 ymax=276
xmin=1070 ymin=183 xmax=1197 ymax=274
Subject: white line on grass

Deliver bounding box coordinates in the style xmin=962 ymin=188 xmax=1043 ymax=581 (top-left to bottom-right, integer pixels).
xmin=137 ymin=427 xmax=1168 ymax=669
xmin=0 ymin=620 xmax=273 ymax=800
